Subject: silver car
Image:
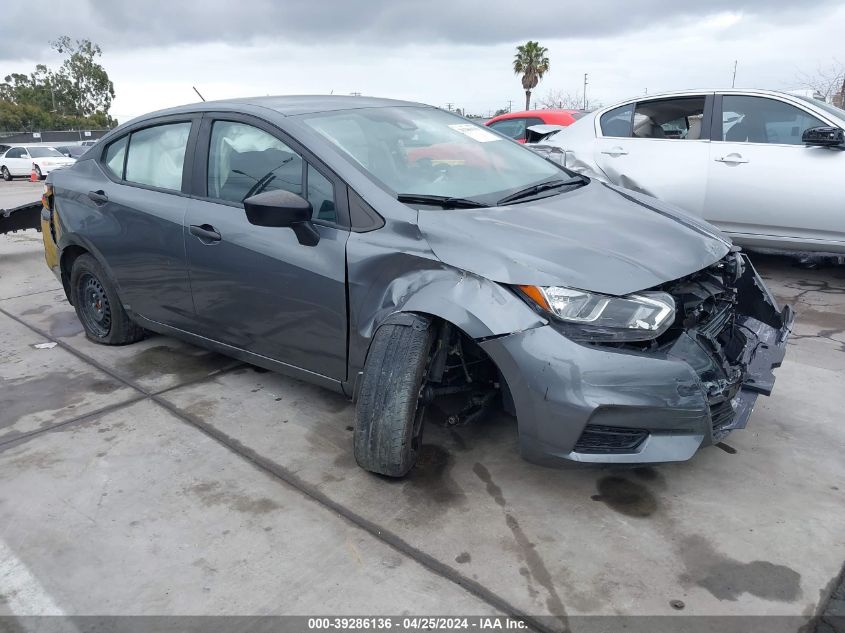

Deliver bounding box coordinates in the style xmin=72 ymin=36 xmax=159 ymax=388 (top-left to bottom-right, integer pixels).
xmin=528 ymin=89 xmax=845 ymax=255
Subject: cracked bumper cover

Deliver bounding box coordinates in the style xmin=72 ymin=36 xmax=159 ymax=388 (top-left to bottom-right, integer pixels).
xmin=480 ymin=256 xmax=792 ymax=464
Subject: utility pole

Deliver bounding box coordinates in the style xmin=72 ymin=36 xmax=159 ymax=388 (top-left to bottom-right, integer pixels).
xmin=507 ymin=100 xmax=512 ymax=113
xmin=583 ymin=73 xmax=589 ymax=110
xmin=445 ymin=102 xmax=453 ymax=111
xmin=731 ymin=60 xmax=738 ymax=88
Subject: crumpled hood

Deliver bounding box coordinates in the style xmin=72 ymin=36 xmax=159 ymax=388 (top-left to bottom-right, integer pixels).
xmin=417 ymin=181 xmax=731 ymax=296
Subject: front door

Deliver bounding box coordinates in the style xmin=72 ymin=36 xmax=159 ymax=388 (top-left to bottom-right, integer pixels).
xmin=184 ymin=116 xmax=349 ymax=380
xmin=704 ymin=93 xmax=845 ymax=249
xmin=593 ymin=95 xmax=712 ymax=216
xmin=5 ymin=147 xmax=31 ymax=176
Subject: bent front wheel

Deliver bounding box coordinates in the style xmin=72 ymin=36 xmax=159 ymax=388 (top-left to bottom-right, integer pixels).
xmin=354 ymin=314 xmax=436 ymax=477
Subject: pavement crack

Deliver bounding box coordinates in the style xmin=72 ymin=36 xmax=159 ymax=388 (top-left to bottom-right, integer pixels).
xmin=473 ymin=462 xmax=569 ymax=629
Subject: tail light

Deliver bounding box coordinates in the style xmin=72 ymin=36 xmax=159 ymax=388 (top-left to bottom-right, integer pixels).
xmin=41 ymin=183 xmax=54 ymax=212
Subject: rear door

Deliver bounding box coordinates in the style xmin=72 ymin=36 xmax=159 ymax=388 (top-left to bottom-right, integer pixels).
xmin=593 ymin=94 xmax=713 ymax=215
xmin=184 ymin=113 xmax=350 ymax=380
xmin=79 ymin=115 xmax=200 ymax=327
xmin=704 ymin=93 xmax=845 ymax=248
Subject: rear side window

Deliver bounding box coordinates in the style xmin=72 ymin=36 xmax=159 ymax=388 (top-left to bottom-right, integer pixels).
xmin=633 ymin=97 xmax=706 ymax=139
xmin=125 ymin=122 xmax=191 ymax=191
xmin=488 ymin=118 xmax=526 ymax=140
xmin=103 ymin=136 xmax=128 ymax=179
xmin=600 ymin=104 xmax=634 ymax=137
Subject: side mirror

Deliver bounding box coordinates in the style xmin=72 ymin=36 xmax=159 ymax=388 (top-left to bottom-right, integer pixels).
xmin=802 ymin=126 xmax=845 ymax=147
xmin=243 ymin=189 xmax=320 ymax=246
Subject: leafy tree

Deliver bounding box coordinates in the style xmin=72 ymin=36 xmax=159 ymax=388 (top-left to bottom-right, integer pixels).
xmin=513 ymin=41 xmax=550 ymax=111
xmin=51 ymin=37 xmax=115 ymax=117
xmin=0 ymin=36 xmax=116 ymax=132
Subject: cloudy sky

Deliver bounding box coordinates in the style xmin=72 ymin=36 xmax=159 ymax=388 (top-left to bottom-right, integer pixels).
xmin=1 ymin=0 xmax=843 ymax=122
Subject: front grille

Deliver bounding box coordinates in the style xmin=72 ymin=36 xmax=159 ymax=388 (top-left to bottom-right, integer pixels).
xmin=574 ymin=424 xmax=648 ymax=454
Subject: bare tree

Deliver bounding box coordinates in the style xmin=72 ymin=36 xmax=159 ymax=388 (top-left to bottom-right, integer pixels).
xmin=538 ymin=89 xmax=582 ymax=109
xmin=796 ymin=59 xmax=845 ymax=102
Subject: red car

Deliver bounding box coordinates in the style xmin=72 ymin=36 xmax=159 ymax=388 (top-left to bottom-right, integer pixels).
xmin=485 ymin=109 xmax=585 ymax=143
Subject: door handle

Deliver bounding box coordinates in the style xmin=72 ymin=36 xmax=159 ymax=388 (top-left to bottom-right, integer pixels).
xmin=88 ymin=190 xmax=108 ymax=204
xmin=601 ymin=147 xmax=628 ymax=156
xmin=189 ymin=224 xmax=222 ymax=243
xmin=715 ymin=155 xmax=749 ymax=164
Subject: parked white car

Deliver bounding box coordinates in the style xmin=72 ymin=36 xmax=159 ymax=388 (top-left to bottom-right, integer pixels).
xmin=1 ymin=146 xmax=76 ymax=180
xmin=528 ymin=89 xmax=845 ymax=255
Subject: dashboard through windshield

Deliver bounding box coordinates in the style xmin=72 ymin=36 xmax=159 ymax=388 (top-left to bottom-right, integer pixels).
xmin=301 ymin=106 xmax=571 ymax=205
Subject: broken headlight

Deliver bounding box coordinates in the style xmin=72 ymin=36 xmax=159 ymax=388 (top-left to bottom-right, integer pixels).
xmin=517 ymin=285 xmax=676 ymax=342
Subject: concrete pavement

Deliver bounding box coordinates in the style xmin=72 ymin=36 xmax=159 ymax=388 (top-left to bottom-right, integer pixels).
xmin=0 ymin=228 xmax=843 ymax=630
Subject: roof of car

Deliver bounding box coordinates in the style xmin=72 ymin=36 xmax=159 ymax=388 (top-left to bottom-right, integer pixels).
xmin=138 ymin=95 xmax=426 ymax=120
xmin=488 ymin=109 xmax=582 ymax=122
xmin=602 ymin=88 xmax=826 ymax=106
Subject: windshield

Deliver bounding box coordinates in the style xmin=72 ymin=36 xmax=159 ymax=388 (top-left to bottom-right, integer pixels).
xmin=28 ymin=147 xmax=64 ymax=158
xmin=301 ymin=106 xmax=566 ymax=204
xmin=793 ymin=95 xmax=845 ymax=122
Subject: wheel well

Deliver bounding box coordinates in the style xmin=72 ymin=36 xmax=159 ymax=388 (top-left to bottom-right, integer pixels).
xmin=60 ymin=245 xmax=89 ymax=305
xmin=375 ymin=312 xmax=515 ymax=424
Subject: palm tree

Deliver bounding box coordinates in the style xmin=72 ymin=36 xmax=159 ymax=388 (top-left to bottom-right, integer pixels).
xmin=513 ymin=41 xmax=550 ymax=111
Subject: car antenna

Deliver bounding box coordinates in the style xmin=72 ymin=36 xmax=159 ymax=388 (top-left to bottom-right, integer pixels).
xmin=192 ymin=86 xmax=206 ymax=102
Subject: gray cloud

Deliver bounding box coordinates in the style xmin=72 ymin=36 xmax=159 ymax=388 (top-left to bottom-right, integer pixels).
xmin=0 ymin=0 xmax=838 ymax=61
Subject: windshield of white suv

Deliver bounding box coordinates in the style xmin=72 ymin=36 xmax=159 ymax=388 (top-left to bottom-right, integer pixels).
xmin=28 ymin=147 xmax=64 ymax=158
xmin=301 ymin=106 xmax=572 ymax=205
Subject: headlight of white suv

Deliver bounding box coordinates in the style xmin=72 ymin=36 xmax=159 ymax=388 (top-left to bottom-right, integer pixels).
xmin=517 ymin=285 xmax=676 ymax=342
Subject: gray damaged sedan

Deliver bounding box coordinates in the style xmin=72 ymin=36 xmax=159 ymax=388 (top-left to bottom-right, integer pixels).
xmin=39 ymin=96 xmax=793 ymax=476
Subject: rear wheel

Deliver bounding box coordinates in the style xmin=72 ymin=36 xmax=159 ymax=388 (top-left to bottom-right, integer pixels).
xmin=70 ymin=254 xmax=145 ymax=345
xmin=1 ymin=167 xmax=10 ymax=181
xmin=354 ymin=314 xmax=436 ymax=477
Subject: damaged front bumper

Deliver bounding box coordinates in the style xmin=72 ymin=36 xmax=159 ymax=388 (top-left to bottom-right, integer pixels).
xmin=0 ymin=201 xmax=42 ymax=235
xmin=480 ymin=253 xmax=793 ymax=464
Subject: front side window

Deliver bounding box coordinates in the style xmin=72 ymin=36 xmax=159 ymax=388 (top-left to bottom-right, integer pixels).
xmin=6 ymin=148 xmax=24 ymax=158
xmin=307 ymin=164 xmax=336 ymax=222
xmin=207 ymin=121 xmax=303 ymax=204
xmin=721 ymin=95 xmax=825 ymax=145
xmin=600 ymin=104 xmax=634 ymax=137
xmin=28 ymin=147 xmax=64 ymax=158
xmin=125 ymin=122 xmax=191 ymax=191
xmin=632 ymin=97 xmax=706 ymax=140
xmin=488 ymin=118 xmax=527 ymax=140
xmin=303 ymin=107 xmax=563 ymax=205
xmin=103 ymin=136 xmax=128 ymax=179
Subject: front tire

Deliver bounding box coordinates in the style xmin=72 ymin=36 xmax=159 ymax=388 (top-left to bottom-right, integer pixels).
xmin=70 ymin=254 xmax=145 ymax=345
xmin=1 ymin=167 xmax=10 ymax=181
xmin=354 ymin=314 xmax=436 ymax=477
